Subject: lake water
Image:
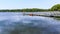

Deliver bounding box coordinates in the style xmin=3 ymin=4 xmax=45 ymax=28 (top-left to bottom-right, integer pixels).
xmin=0 ymin=12 xmax=60 ymax=34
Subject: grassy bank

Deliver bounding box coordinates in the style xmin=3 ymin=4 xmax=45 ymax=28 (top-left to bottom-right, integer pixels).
xmin=53 ymin=16 xmax=60 ymax=20
xmin=54 ymin=16 xmax=60 ymax=18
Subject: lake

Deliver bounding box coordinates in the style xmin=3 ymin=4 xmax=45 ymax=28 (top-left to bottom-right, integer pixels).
xmin=0 ymin=12 xmax=60 ymax=34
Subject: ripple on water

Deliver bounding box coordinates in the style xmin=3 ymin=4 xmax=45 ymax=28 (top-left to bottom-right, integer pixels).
xmin=0 ymin=13 xmax=60 ymax=34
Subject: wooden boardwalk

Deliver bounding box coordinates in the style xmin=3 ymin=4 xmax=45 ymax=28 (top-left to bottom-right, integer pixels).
xmin=23 ymin=11 xmax=60 ymax=17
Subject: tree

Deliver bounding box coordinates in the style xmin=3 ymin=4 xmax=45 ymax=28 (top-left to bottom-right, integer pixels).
xmin=50 ymin=4 xmax=60 ymax=11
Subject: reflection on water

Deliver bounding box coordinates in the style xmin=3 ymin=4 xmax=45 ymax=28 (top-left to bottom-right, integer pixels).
xmin=0 ymin=12 xmax=60 ymax=34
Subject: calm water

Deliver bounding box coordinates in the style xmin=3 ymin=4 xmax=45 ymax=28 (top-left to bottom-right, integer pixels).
xmin=0 ymin=12 xmax=60 ymax=34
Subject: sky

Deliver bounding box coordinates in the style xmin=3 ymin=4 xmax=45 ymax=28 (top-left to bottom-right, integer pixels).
xmin=0 ymin=0 xmax=60 ymax=9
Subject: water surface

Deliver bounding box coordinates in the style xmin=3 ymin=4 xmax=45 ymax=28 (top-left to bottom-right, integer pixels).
xmin=0 ymin=12 xmax=60 ymax=34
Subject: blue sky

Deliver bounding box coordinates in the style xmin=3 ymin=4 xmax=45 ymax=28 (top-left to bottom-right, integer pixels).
xmin=0 ymin=0 xmax=60 ymax=9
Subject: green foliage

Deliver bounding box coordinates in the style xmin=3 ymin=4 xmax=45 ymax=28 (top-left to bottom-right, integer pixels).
xmin=0 ymin=8 xmax=50 ymax=12
xmin=50 ymin=4 xmax=60 ymax=11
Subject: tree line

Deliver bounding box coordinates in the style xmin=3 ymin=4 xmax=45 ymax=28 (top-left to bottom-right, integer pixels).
xmin=0 ymin=4 xmax=60 ymax=12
